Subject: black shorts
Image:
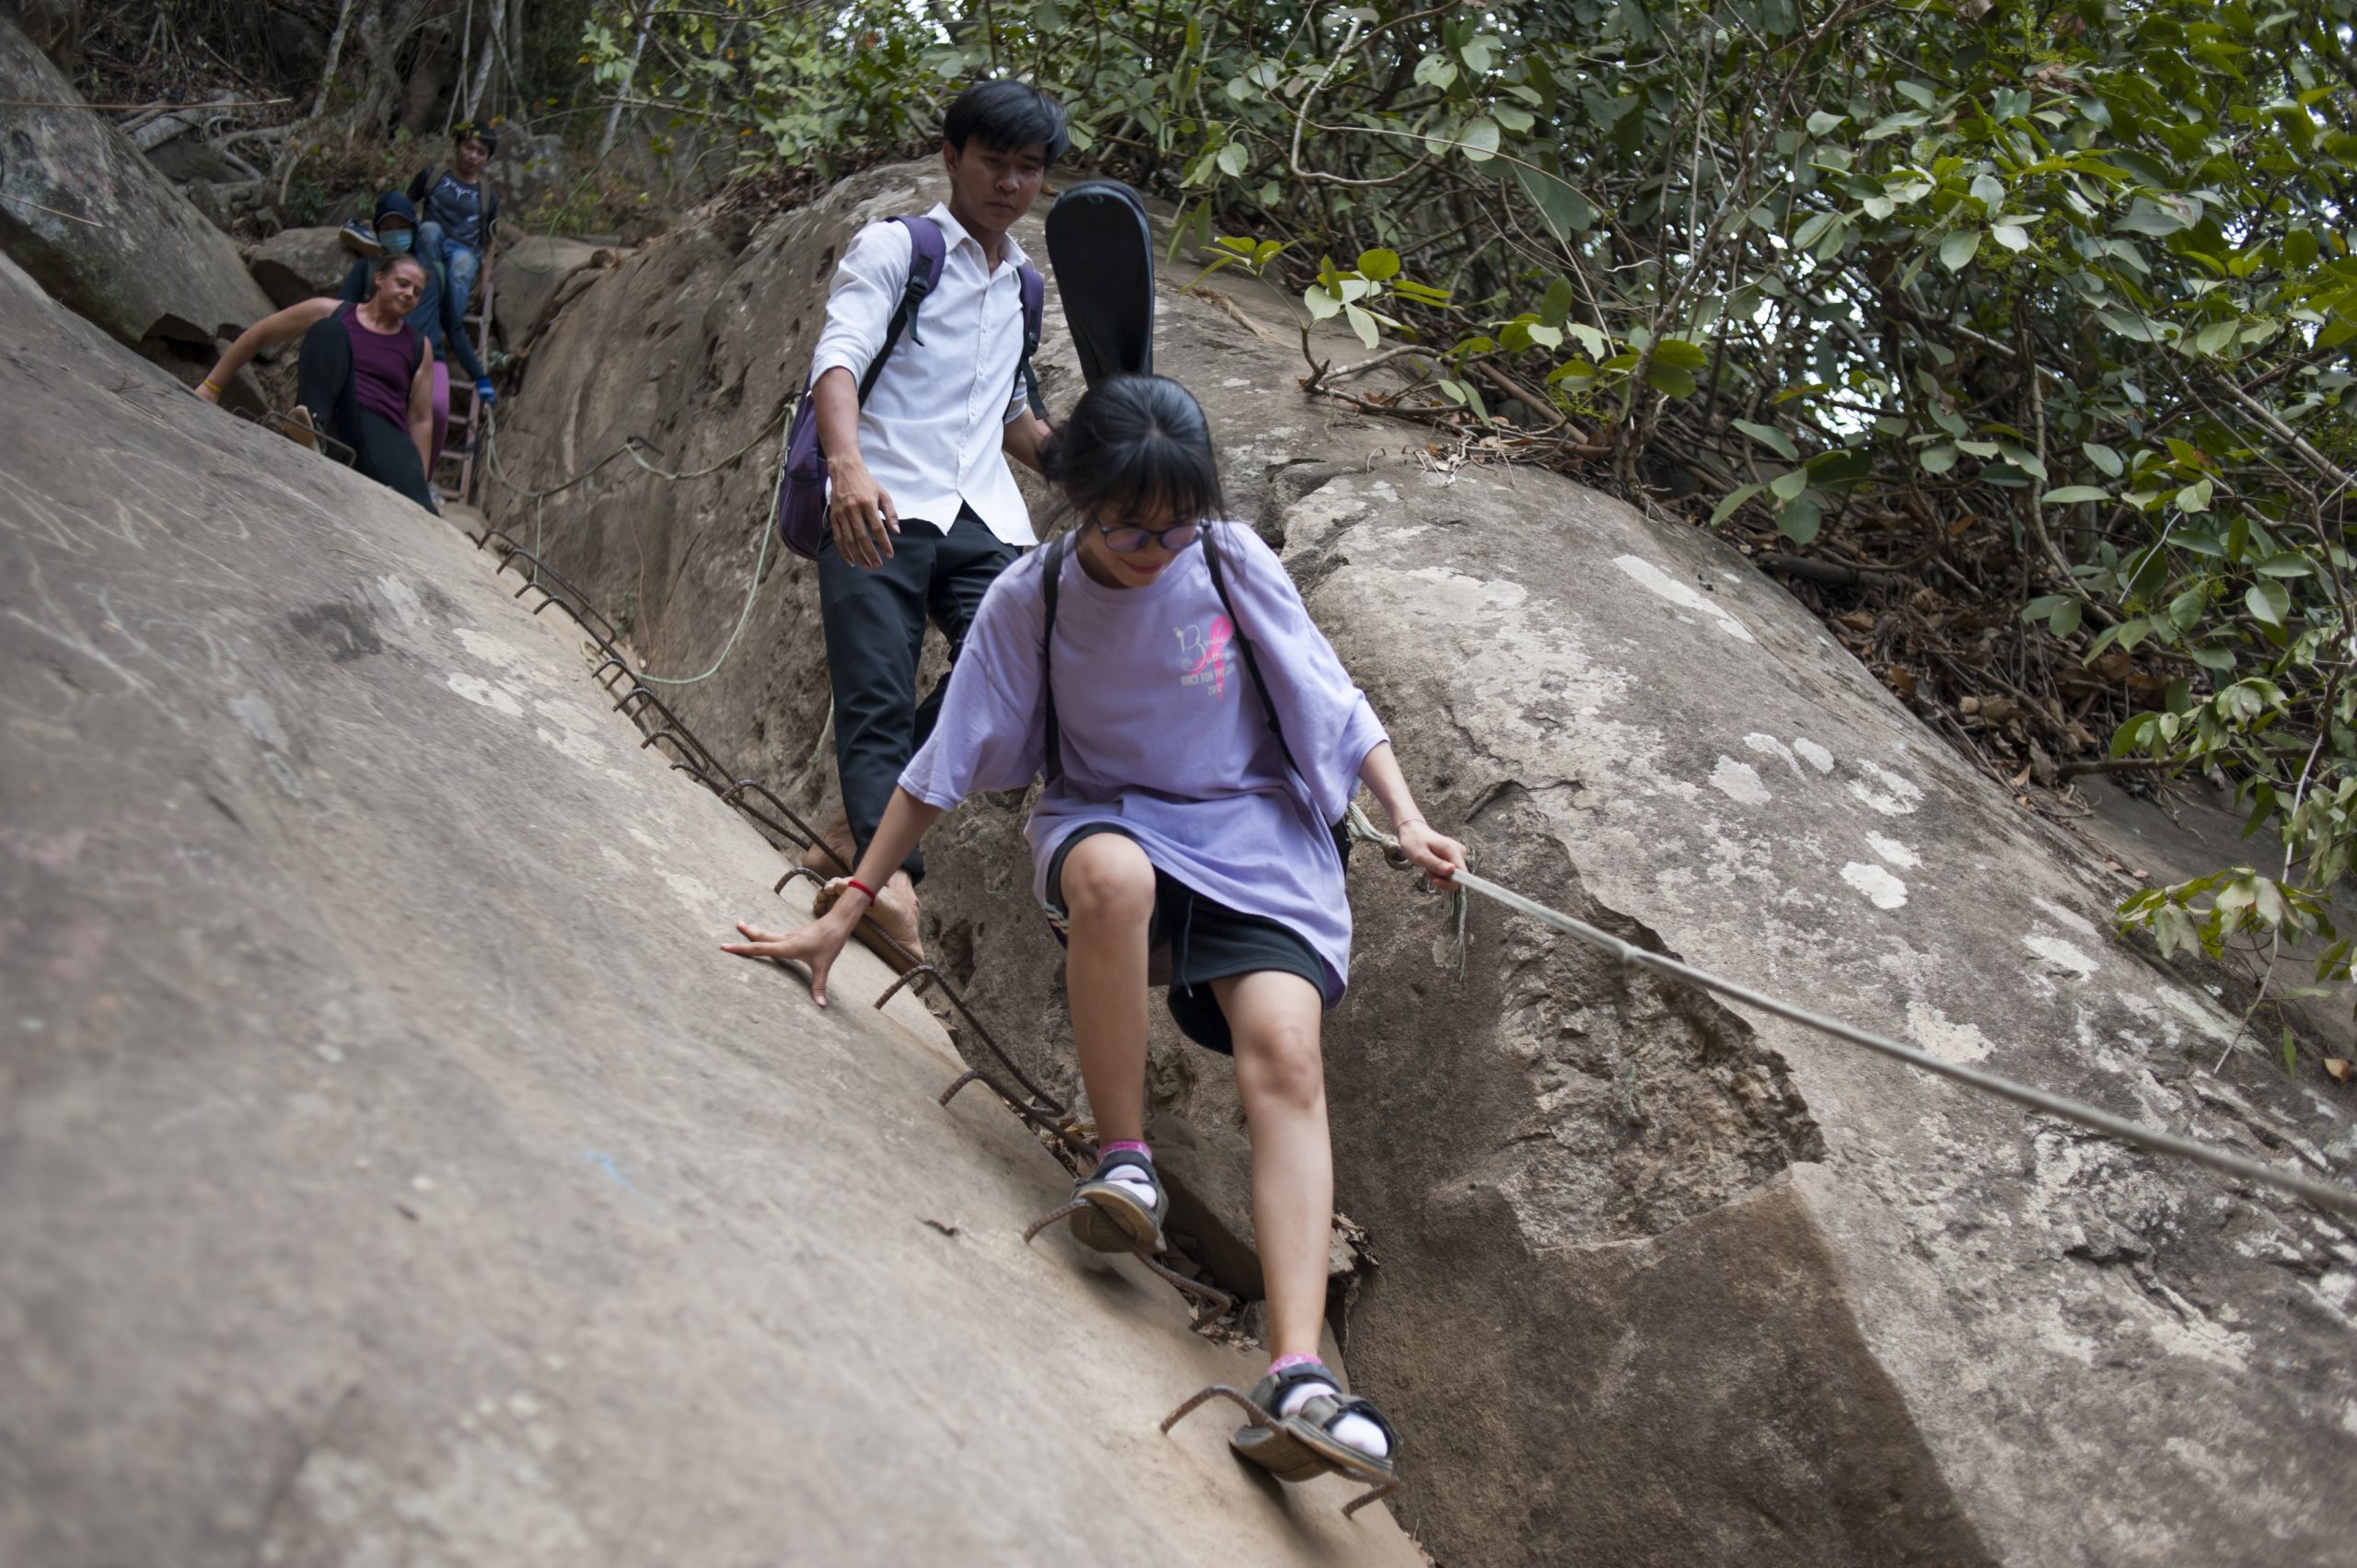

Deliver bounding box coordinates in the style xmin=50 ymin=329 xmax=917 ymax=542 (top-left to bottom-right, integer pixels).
xmin=1045 ymin=823 xmax=1326 ymax=1055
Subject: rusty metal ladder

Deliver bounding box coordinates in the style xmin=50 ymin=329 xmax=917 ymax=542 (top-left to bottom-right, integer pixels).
xmin=434 ymin=258 xmax=494 ymax=505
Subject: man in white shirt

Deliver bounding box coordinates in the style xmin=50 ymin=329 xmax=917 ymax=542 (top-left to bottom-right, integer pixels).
xmin=805 ymin=79 xmax=1065 ymax=955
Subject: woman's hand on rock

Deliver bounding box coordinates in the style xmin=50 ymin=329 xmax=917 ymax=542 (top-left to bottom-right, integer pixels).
xmin=1395 ymin=819 xmax=1468 ymax=891
xmin=193 ymin=379 xmax=221 ymax=404
xmin=722 ymin=908 xmax=858 ymax=1007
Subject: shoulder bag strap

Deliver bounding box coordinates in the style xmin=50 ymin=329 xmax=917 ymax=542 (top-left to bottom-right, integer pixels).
xmin=1200 ymin=526 xmax=1300 ymax=779
xmin=1016 ymin=264 xmax=1047 ymax=419
xmin=1039 ymin=532 xmax=1068 ymax=784
xmin=856 ymin=215 xmax=946 ymax=403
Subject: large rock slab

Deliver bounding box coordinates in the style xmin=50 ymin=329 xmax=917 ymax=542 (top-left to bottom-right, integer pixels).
xmin=493 ymin=230 xmax=611 ymax=352
xmin=0 ymin=17 xmax=273 ymax=354
xmin=245 ymin=224 xmax=358 ymax=308
xmin=0 ymin=251 xmax=1424 ymax=1567
xmin=482 ymin=161 xmax=2357 ymax=1566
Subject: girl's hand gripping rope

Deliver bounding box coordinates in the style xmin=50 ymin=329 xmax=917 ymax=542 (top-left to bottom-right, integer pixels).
xmin=722 ymin=880 xmax=870 ymax=1007
xmin=1391 ymin=818 xmax=1468 ymax=891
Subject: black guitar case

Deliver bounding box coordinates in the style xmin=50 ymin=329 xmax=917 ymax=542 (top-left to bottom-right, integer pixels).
xmin=1044 ymin=179 xmax=1155 ymax=388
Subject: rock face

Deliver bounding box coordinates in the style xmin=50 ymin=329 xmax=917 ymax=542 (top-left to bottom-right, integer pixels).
xmin=0 ymin=251 xmax=1427 ymax=1565
xmin=0 ymin=17 xmax=273 ymax=355
xmin=244 ymin=224 xmax=360 ymax=308
xmin=482 ymin=161 xmax=2357 ymax=1566
xmin=493 ymin=230 xmax=610 ymax=353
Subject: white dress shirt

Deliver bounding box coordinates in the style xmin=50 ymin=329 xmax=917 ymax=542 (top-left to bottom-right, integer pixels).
xmin=808 ymin=202 xmax=1038 ymax=548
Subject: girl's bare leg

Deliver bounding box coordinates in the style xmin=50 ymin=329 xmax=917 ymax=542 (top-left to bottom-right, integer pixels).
xmin=1215 ymin=970 xmax=1334 ymax=1361
xmin=1058 ymin=833 xmax=1157 ymax=1143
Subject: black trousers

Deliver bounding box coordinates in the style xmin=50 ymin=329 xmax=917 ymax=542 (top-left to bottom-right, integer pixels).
xmin=818 ymin=505 xmax=1017 ymax=881
xmin=296 ymin=317 xmax=437 ymax=513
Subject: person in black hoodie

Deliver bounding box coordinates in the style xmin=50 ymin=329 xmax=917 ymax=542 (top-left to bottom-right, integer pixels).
xmin=334 ymin=191 xmax=494 ymax=470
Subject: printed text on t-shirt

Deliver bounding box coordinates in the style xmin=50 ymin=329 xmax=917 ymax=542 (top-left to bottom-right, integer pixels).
xmin=1177 ymin=617 xmax=1234 ymax=697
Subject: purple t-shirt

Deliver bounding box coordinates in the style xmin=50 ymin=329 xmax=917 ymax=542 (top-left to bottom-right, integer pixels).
xmin=344 ymin=308 xmax=420 ymax=429
xmin=900 ymin=522 xmax=1388 ymax=1003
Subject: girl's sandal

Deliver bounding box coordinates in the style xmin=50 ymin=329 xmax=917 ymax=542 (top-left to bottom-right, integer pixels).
xmin=1161 ymin=1365 xmax=1399 ymax=1518
xmin=1023 ymin=1148 xmax=1168 ymax=1253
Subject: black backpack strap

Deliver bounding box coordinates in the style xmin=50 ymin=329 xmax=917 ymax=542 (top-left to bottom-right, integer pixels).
xmin=1201 ymin=526 xmax=1298 ymax=776
xmin=1039 ymin=532 xmax=1069 ymax=784
xmin=856 ymin=215 xmax=946 ymax=403
xmin=1016 ymin=263 xmax=1048 ymax=420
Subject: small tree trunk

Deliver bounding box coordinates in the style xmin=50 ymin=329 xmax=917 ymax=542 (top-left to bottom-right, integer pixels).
xmin=597 ymin=1 xmax=655 ymax=157
xmin=311 ymin=0 xmax=361 ymax=120
xmin=465 ymin=0 xmax=507 ymax=115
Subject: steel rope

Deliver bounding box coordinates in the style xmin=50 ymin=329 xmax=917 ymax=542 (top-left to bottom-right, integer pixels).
xmin=1343 ymin=806 xmax=2357 ymax=1220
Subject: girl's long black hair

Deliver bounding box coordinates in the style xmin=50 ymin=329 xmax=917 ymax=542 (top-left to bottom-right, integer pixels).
xmin=1038 ymin=374 xmax=1225 ymax=528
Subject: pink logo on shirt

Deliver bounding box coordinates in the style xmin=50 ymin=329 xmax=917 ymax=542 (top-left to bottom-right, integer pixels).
xmin=1176 ymin=616 xmax=1234 ymax=697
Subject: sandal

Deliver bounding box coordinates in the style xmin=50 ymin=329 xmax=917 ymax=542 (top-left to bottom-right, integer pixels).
xmin=1230 ymin=1361 xmax=1398 ymax=1486
xmin=1067 ymin=1148 xmax=1167 ymax=1254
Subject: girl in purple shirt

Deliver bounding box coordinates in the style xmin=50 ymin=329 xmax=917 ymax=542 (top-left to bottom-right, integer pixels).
xmin=726 ymin=376 xmax=1464 ymax=1490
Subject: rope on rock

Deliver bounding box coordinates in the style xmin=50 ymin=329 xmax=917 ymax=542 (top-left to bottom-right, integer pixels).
xmin=1341 ymin=806 xmax=2357 ymax=1221
xmin=474 ymin=401 xmax=789 ymax=686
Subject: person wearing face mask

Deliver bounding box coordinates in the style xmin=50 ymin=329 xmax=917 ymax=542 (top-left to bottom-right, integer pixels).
xmin=336 ymin=191 xmax=494 ymax=469
xmin=193 ymin=253 xmax=442 ymax=514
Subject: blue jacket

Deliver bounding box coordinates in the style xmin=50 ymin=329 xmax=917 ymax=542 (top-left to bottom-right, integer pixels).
xmin=340 ymin=191 xmax=487 ymax=382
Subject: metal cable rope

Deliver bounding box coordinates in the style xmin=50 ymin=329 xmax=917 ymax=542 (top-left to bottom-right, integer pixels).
xmin=475 ymin=401 xmax=789 ymax=686
xmin=1341 ymin=807 xmax=2357 ymax=1220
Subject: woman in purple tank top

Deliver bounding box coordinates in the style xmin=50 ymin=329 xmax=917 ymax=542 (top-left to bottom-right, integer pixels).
xmin=196 ymin=254 xmax=440 ymax=512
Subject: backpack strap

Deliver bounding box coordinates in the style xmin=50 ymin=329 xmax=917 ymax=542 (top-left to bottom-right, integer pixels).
xmin=856 ymin=215 xmax=947 ymax=402
xmin=1039 ymin=532 xmax=1069 ymax=784
xmin=1016 ymin=263 xmax=1047 ymax=419
xmin=1200 ymin=526 xmax=1298 ymax=777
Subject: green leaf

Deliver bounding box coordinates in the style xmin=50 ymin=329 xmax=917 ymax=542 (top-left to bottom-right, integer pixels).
xmin=1645 ymin=361 xmax=1698 ymax=397
xmin=1342 ymin=302 xmax=1380 ymax=349
xmin=2049 ymin=600 xmax=2083 ymax=637
xmin=2040 ymin=485 xmax=2110 ymax=505
xmin=1732 ymin=420 xmax=1798 ymax=461
xmin=1806 ymin=110 xmax=1846 ymax=135
xmin=2253 ymin=553 xmax=2312 ymax=579
xmin=1991 ymin=223 xmax=2031 ymax=251
xmin=1940 ymin=228 xmax=1983 ymax=272
xmin=2246 ymin=579 xmax=2289 ymax=627
xmin=2083 ymin=442 xmax=2125 ymax=477
xmin=2175 ymin=477 xmax=2214 ymax=514
xmin=1778 ymin=494 xmax=1822 ymax=545
xmin=1710 ymin=483 xmax=1762 ymax=526
xmin=1770 ymin=467 xmax=1809 ymax=502
xmin=1492 ymin=104 xmax=1536 ymax=135
xmin=1459 ymin=117 xmax=1501 ymax=162
xmin=1216 ymin=142 xmax=1248 ymax=178
xmin=2189 ymin=318 xmax=2239 ymax=357
xmin=1354 ymin=248 xmax=1400 ymax=282
xmin=1919 ymin=443 xmax=1958 ymax=474
xmin=1999 ymin=444 xmax=2048 ymax=481
xmin=1303 ymin=285 xmax=1342 ymax=320
xmin=1413 ymin=53 xmax=1457 ymax=90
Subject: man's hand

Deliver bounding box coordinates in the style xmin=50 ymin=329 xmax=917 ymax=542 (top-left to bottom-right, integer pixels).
xmin=721 ymin=891 xmax=866 ymax=1007
xmin=827 ymin=455 xmax=899 ymax=568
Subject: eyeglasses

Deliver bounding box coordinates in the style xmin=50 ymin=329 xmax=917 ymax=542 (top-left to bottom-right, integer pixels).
xmin=1093 ymin=519 xmax=1202 ymax=553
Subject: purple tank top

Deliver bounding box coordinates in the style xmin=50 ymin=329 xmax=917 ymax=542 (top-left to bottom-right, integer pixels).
xmin=344 ymin=308 xmax=420 ymax=429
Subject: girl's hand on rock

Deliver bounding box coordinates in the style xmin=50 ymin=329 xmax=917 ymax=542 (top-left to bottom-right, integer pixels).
xmin=723 ymin=913 xmax=855 ymax=1006
xmin=1395 ymin=820 xmax=1468 ymax=891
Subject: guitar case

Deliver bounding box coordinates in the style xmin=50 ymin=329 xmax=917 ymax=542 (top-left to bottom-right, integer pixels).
xmin=1044 ymin=180 xmax=1155 ymax=387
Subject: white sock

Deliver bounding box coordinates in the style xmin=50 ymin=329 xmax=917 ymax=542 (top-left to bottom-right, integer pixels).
xmin=1103 ymin=1166 xmax=1158 ymax=1208
xmin=1275 ymin=1368 xmax=1389 ymax=1461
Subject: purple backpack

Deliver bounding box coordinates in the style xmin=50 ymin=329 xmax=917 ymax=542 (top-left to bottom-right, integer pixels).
xmin=775 ymin=215 xmax=1047 ymax=559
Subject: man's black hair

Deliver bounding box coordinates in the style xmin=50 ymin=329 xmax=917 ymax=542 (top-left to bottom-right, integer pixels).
xmin=452 ymin=117 xmax=499 ymax=153
xmin=942 ymin=79 xmax=1070 ymax=167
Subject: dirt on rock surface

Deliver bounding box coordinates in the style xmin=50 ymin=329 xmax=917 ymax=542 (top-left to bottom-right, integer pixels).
xmin=482 ymin=162 xmax=2357 ymax=1566
xmin=0 ymin=250 xmax=1428 ymax=1567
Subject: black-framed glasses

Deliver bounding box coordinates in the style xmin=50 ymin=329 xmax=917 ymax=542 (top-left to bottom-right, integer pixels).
xmin=1093 ymin=519 xmax=1202 ymax=554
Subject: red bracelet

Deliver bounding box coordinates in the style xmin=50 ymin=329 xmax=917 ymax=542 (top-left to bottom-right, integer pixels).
xmin=845 ymin=877 xmax=879 ymax=901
